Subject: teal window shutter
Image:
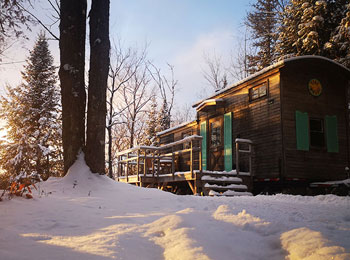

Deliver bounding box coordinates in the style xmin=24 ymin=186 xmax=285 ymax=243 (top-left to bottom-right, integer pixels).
xmin=224 ymin=112 xmax=233 ymax=171
xmin=296 ymin=111 xmax=309 ymax=151
xmin=200 ymin=121 xmax=207 ymax=170
xmin=325 ymin=115 xmax=339 ymax=153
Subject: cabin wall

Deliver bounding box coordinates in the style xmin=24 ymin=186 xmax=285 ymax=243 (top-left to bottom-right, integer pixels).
xmin=280 ymin=59 xmax=350 ymax=181
xmin=198 ymin=71 xmax=282 ymax=179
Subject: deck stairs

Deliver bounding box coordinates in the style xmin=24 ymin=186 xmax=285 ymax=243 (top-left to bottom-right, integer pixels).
xmin=201 ymin=170 xmax=253 ymax=196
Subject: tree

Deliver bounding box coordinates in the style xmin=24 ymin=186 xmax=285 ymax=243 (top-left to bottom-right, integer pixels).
xmin=0 ymin=33 xmax=62 ymax=180
xmin=245 ymin=0 xmax=279 ymax=73
xmin=202 ymin=52 xmax=228 ymax=90
xmin=275 ymin=0 xmax=348 ymax=59
xmin=328 ymin=3 xmax=350 ymax=68
xmin=149 ymin=62 xmax=177 ymax=130
xmin=0 ymin=0 xmax=34 ymax=60
xmin=143 ymin=96 xmax=159 ymax=146
xmin=59 ymin=0 xmax=87 ymax=174
xmin=106 ymin=42 xmax=141 ymax=178
xmin=85 ymin=0 xmax=110 ymax=174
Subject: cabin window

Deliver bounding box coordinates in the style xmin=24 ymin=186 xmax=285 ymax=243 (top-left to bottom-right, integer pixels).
xmin=309 ymin=118 xmax=325 ymax=148
xmin=249 ymin=83 xmax=267 ymax=101
xmin=210 ymin=121 xmax=222 ymax=147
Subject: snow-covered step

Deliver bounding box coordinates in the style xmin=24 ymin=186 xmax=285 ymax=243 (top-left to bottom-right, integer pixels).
xmin=208 ymin=190 xmax=253 ymax=197
xmin=201 ymin=175 xmax=243 ymax=184
xmin=204 ymin=183 xmax=248 ymax=191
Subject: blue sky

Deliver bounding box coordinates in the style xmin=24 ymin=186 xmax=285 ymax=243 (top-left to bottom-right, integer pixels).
xmin=0 ymin=0 xmax=252 ymax=110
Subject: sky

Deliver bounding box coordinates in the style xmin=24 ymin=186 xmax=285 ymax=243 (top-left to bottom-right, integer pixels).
xmin=0 ymin=0 xmax=252 ymax=111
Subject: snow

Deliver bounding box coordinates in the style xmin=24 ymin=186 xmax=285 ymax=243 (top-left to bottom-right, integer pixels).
xmin=1 ymin=154 xmax=350 ymax=260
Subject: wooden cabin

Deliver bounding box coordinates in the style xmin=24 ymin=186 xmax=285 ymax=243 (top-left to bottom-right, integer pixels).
xmin=117 ymin=56 xmax=350 ymax=195
xmin=157 ymin=56 xmax=350 ymax=194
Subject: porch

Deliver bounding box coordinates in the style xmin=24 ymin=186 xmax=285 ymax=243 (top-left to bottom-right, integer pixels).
xmin=116 ymin=135 xmax=253 ymax=196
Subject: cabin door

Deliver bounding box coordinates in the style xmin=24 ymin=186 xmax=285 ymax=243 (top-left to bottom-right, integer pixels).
xmin=209 ymin=116 xmax=224 ymax=171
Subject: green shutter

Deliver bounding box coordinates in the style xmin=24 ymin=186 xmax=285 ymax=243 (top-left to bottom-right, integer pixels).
xmin=296 ymin=111 xmax=309 ymax=151
xmin=224 ymin=112 xmax=233 ymax=171
xmin=200 ymin=121 xmax=207 ymax=170
xmin=325 ymin=115 xmax=339 ymax=153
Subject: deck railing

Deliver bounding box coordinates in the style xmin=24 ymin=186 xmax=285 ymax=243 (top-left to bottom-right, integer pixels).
xmin=116 ymin=135 xmax=203 ymax=181
xmin=235 ymin=138 xmax=253 ymax=177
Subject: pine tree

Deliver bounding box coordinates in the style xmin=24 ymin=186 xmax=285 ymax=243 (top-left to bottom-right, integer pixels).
xmin=328 ymin=3 xmax=350 ymax=68
xmin=158 ymin=100 xmax=171 ymax=133
xmin=144 ymin=96 xmax=159 ymax=146
xmin=246 ymin=0 xmax=279 ymax=73
xmin=275 ymin=0 xmax=348 ymax=59
xmin=0 ymin=32 xmax=62 ymax=180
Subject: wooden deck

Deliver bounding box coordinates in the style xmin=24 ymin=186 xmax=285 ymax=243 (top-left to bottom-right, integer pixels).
xmin=116 ymin=136 xmax=204 ymax=194
xmin=116 ymin=137 xmax=254 ymax=195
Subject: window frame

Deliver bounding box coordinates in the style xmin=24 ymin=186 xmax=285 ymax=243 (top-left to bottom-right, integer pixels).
xmin=249 ymin=82 xmax=268 ymax=102
xmin=210 ymin=119 xmax=223 ymax=148
xmin=309 ymin=117 xmax=325 ymax=149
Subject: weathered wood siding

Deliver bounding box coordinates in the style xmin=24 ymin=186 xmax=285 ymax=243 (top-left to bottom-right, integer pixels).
xmin=280 ymin=58 xmax=350 ymax=181
xmin=198 ymin=70 xmax=282 ymax=179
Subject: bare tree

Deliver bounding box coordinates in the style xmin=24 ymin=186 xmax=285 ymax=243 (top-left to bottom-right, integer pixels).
xmin=202 ymin=52 xmax=228 ymax=91
xmin=121 ymin=61 xmax=152 ymax=148
xmin=148 ymin=62 xmax=177 ymax=130
xmin=106 ymin=42 xmax=145 ymax=177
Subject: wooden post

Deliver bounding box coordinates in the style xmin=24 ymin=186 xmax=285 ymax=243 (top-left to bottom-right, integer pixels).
xmin=157 ymin=150 xmax=160 ymax=178
xmin=190 ymin=140 xmax=193 ymax=178
xmin=235 ymin=141 xmax=240 ymax=176
xmin=143 ymin=150 xmax=147 ymax=176
xmin=126 ymin=152 xmax=129 ymax=182
xmin=137 ymin=149 xmax=140 ymax=182
xmin=199 ymin=141 xmax=202 ymax=172
xmin=152 ymin=150 xmax=155 ymax=177
xmin=172 ymin=146 xmax=175 ymax=180
xmin=249 ymin=143 xmax=253 ymax=181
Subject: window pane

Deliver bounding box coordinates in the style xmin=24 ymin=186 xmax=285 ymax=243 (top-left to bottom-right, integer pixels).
xmin=310 ymin=119 xmax=323 ymax=132
xmin=259 ymin=85 xmax=267 ymax=96
xmin=211 ymin=122 xmax=221 ymax=147
xmin=309 ymin=118 xmax=324 ymax=147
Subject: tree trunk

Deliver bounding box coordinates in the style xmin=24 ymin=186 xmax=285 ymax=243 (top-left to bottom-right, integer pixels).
xmin=86 ymin=0 xmax=110 ymax=174
xmin=59 ymin=0 xmax=87 ymax=174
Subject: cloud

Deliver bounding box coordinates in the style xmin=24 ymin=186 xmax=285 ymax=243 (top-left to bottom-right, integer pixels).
xmin=171 ymin=29 xmax=235 ymax=106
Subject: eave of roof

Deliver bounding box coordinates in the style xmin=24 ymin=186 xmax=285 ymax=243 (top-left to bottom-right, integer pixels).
xmin=192 ymin=55 xmax=350 ymax=108
xmin=156 ymin=120 xmax=197 ymax=136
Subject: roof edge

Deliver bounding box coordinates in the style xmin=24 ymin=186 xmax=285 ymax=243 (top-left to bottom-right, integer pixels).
xmin=193 ymin=55 xmax=350 ymax=108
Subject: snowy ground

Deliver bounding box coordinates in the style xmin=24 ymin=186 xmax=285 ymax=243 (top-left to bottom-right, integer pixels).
xmin=1 ymin=156 xmax=350 ymax=260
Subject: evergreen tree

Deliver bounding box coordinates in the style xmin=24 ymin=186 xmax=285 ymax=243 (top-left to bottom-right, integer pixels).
xmin=276 ymin=0 xmax=348 ymax=59
xmin=246 ymin=0 xmax=279 ymax=73
xmin=328 ymin=3 xmax=350 ymax=67
xmin=158 ymin=100 xmax=171 ymax=133
xmin=144 ymin=96 xmax=159 ymax=146
xmin=0 ymin=33 xmax=62 ymax=180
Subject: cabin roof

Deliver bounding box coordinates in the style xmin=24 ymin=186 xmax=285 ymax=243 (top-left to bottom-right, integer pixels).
xmin=156 ymin=120 xmax=197 ymax=136
xmin=192 ymin=55 xmax=350 ymax=108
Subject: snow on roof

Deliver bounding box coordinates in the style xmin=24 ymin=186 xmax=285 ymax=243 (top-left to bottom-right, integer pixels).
xmin=156 ymin=120 xmax=196 ymax=136
xmin=195 ymin=98 xmax=224 ymax=111
xmin=193 ymin=55 xmax=350 ymax=108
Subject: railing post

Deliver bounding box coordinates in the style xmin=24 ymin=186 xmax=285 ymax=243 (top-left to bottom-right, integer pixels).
xmin=199 ymin=141 xmax=202 ymax=172
xmin=144 ymin=149 xmax=147 ymax=176
xmin=190 ymin=140 xmax=193 ymax=178
xmin=152 ymin=150 xmax=155 ymax=177
xmin=126 ymin=152 xmax=129 ymax=182
xmin=249 ymin=143 xmax=252 ymax=179
xmin=172 ymin=146 xmax=175 ymax=180
xmin=137 ymin=149 xmax=140 ymax=182
xmin=157 ymin=150 xmax=160 ymax=178
xmin=235 ymin=141 xmax=240 ymax=176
